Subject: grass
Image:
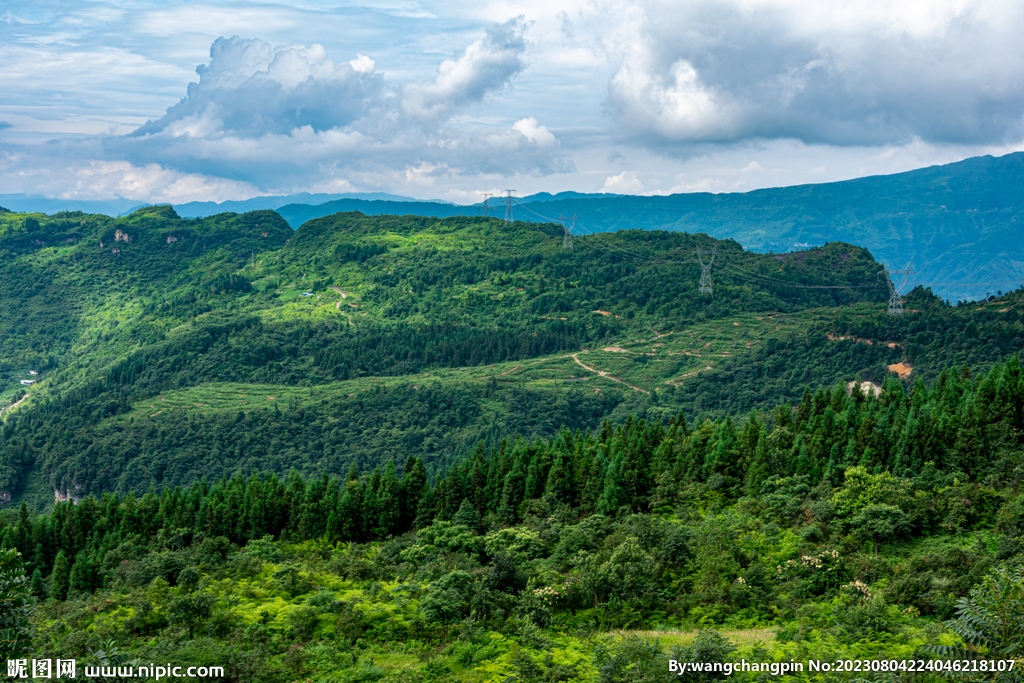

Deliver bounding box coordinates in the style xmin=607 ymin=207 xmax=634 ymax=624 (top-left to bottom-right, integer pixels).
xmin=609 ymin=627 xmax=777 ymax=649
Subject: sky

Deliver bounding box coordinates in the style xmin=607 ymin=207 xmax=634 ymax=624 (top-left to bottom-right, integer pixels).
xmin=3 ymin=0 xmax=1024 ymax=204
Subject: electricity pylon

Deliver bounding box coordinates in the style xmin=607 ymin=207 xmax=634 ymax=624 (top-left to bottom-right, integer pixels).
xmin=503 ymin=190 xmax=515 ymax=223
xmin=879 ymin=264 xmax=916 ymax=316
xmin=480 ymin=192 xmax=493 ymax=217
xmin=559 ymin=213 xmax=577 ymax=250
xmin=697 ymin=245 xmax=717 ymax=297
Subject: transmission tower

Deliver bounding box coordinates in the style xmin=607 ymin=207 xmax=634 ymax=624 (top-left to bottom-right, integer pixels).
xmin=696 ymin=245 xmax=717 ymax=297
xmin=503 ymin=190 xmax=516 ymax=223
xmin=558 ymin=213 xmax=577 ymax=250
xmin=878 ymin=264 xmax=916 ymax=316
xmin=480 ymin=192 xmax=493 ymax=217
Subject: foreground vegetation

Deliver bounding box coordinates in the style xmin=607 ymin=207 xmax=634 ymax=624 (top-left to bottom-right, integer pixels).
xmin=1 ymin=355 xmax=1023 ymax=680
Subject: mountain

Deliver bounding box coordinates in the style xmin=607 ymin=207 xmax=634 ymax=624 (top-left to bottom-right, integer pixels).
xmin=167 ymin=192 xmax=449 ymax=218
xmin=3 ymin=206 xmax=1024 ymax=679
xmin=2 ymin=204 xmax=1024 ymax=511
xmin=273 ymin=192 xmax=622 ymax=227
xmin=0 ymin=194 xmax=143 ymax=216
xmin=0 ymin=192 xmax=448 ymax=219
xmin=274 ymin=153 xmax=1024 ymax=302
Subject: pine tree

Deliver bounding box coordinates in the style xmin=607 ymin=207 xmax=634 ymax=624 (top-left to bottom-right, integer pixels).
xmin=453 ymin=498 xmax=481 ymax=532
xmin=50 ymin=550 xmax=70 ymax=601
xmin=29 ymin=568 xmax=46 ymax=601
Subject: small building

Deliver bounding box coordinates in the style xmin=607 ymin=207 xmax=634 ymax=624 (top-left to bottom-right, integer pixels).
xmin=28 ymin=371 xmax=37 ymax=376
xmin=20 ymin=380 xmax=35 ymax=386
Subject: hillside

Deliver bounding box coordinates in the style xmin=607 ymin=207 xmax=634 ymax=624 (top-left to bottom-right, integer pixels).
xmin=275 ymin=153 xmax=1024 ymax=302
xmin=6 ymin=357 xmax=1024 ymax=681
xmin=0 ymin=207 xmax=1023 ymax=680
xmin=2 ymin=206 xmax=1024 ymax=511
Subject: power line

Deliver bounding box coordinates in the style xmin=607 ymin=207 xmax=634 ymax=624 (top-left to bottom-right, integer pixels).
xmin=879 ymin=264 xmax=915 ymax=316
xmin=558 ymin=213 xmax=576 ymax=251
xmin=503 ymin=190 xmax=516 ymax=223
xmin=719 ymin=262 xmax=882 ymax=290
xmin=499 ymin=202 xmax=1023 ymax=296
xmin=697 ymin=245 xmax=717 ymax=297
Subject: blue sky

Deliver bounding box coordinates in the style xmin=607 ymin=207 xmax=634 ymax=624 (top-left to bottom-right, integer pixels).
xmin=3 ymin=0 xmax=1024 ymax=204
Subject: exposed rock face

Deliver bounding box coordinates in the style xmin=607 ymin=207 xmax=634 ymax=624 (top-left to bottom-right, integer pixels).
xmin=55 ymin=485 xmax=82 ymax=504
xmin=847 ymin=380 xmax=882 ymax=397
xmin=888 ymin=362 xmax=913 ymax=379
xmin=114 ymin=229 xmax=131 ymax=244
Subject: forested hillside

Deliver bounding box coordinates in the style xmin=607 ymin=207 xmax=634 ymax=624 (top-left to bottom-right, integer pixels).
xmin=3 ymin=355 xmax=1023 ymax=681
xmin=1 ymin=206 xmax=1024 ymax=509
xmin=275 ymin=152 xmax=1024 ymax=302
xmin=0 ymin=205 xmax=1023 ymax=680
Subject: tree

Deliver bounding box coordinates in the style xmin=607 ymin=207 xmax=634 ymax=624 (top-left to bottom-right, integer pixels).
xmin=167 ymin=592 xmax=214 ymax=640
xmin=452 ymin=498 xmax=481 ymax=533
xmin=930 ymin=566 xmax=1024 ymax=683
xmin=28 ymin=569 xmax=46 ymax=601
xmin=850 ymin=504 xmax=911 ymax=556
xmin=49 ymin=550 xmax=70 ymax=601
xmin=0 ymin=549 xmax=35 ymax=659
xmin=832 ymin=466 xmax=912 ymax=517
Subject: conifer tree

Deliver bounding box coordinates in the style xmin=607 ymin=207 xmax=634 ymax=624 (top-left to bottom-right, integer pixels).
xmin=49 ymin=550 xmax=69 ymax=601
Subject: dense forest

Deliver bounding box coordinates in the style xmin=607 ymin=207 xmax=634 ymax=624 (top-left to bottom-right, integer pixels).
xmin=0 ymin=354 xmax=1022 ymax=680
xmin=2 ymin=207 xmax=1024 ymax=508
xmin=0 ymin=206 xmax=1022 ymax=681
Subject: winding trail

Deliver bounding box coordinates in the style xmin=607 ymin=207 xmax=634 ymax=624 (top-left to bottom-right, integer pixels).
xmin=0 ymin=393 xmax=29 ymax=419
xmin=571 ymin=353 xmax=649 ymax=393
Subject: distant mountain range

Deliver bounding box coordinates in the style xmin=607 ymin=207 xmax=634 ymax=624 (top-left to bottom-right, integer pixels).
xmin=273 ymin=154 xmax=1024 ymax=302
xmin=0 ymin=192 xmax=449 ymax=218
xmin=4 ymin=154 xmax=1024 ymax=300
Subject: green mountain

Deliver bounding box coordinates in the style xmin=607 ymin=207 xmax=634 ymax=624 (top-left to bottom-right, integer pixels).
xmin=1 ymin=206 xmax=1023 ymax=681
xmin=2 ymin=205 xmax=1024 ymax=513
xmin=277 ymin=153 xmax=1024 ymax=302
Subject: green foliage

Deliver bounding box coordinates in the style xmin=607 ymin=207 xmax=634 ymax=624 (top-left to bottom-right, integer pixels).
xmin=946 ymin=566 xmax=1024 ymax=658
xmin=0 ymin=549 xmax=34 ymax=659
xmin=167 ymin=592 xmax=214 ymax=639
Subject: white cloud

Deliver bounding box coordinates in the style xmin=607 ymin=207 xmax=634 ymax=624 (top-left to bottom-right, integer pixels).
xmin=0 ymin=157 xmax=260 ymax=203
xmin=602 ymin=170 xmax=643 ymax=193
xmin=95 ymin=23 xmax=571 ymax=192
xmin=512 ymin=117 xmax=557 ymax=146
xmin=349 ymin=54 xmax=375 ymax=74
xmin=401 ymin=16 xmax=528 ymax=122
xmin=133 ymin=36 xmax=385 ymax=137
xmin=597 ymin=0 xmax=1024 ymax=148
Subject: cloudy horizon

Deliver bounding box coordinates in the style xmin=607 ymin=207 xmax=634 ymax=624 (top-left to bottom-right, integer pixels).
xmin=3 ymin=0 xmax=1024 ymax=205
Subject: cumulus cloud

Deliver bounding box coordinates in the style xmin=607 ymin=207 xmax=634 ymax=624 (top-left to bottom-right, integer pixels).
xmin=133 ymin=36 xmax=384 ymax=137
xmin=109 ymin=20 xmax=570 ymax=190
xmin=595 ymin=0 xmax=1024 ymax=148
xmin=401 ymin=16 xmax=528 ymax=122
xmin=0 ymin=153 xmax=260 ymax=204
xmin=602 ymin=170 xmax=643 ymax=193
xmin=512 ymin=117 xmax=558 ymax=146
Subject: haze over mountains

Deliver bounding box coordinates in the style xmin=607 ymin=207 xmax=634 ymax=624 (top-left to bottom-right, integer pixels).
xmin=5 ymin=153 xmax=1024 ymax=300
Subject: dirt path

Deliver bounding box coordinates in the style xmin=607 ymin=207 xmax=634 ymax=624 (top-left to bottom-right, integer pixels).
xmin=330 ymin=286 xmax=349 ymax=298
xmin=571 ymin=353 xmax=649 ymax=393
xmin=1 ymin=393 xmax=29 ymax=419
xmin=665 ymin=365 xmax=712 ymax=386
